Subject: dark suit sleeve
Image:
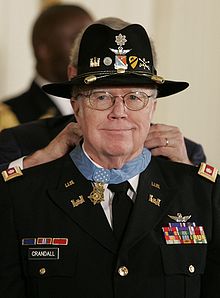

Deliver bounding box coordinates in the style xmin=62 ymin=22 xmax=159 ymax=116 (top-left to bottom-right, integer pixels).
xmin=201 ymin=176 xmax=220 ymax=296
xmin=0 ymin=115 xmax=75 ymax=168
xmin=0 ymin=127 xmax=23 ymax=164
xmin=184 ymin=138 xmax=206 ymax=166
xmin=0 ymin=120 xmax=51 ymax=166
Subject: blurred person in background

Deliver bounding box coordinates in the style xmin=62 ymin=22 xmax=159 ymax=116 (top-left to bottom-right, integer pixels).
xmin=0 ymin=4 xmax=93 ymax=130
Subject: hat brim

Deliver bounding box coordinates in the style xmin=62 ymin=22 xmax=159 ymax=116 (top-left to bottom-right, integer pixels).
xmin=42 ymin=73 xmax=189 ymax=99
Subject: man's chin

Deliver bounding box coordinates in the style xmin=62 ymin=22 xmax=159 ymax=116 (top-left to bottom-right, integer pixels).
xmin=105 ymin=145 xmax=134 ymax=159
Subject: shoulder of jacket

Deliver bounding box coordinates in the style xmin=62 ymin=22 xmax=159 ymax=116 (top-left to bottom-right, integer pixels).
xmin=0 ymin=102 xmax=20 ymax=130
xmin=1 ymin=166 xmax=23 ymax=182
xmin=198 ymin=162 xmax=219 ymax=182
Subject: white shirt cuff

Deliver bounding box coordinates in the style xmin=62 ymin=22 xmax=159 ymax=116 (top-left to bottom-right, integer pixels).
xmin=9 ymin=156 xmax=26 ymax=170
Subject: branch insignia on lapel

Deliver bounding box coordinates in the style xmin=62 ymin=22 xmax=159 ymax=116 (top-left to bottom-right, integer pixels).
xmin=198 ymin=162 xmax=218 ymax=182
xmin=71 ymin=195 xmax=85 ymax=208
xmin=148 ymin=194 xmax=161 ymax=207
xmin=1 ymin=166 xmax=23 ymax=181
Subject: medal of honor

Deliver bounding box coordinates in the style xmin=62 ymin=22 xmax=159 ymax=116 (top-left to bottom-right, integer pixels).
xmin=88 ymin=182 xmax=105 ymax=205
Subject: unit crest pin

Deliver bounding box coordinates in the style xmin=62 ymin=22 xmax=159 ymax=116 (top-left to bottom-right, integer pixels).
xmin=109 ymin=33 xmax=131 ymax=73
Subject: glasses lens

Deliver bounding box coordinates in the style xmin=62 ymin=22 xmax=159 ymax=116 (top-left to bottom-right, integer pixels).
xmin=89 ymin=92 xmax=113 ymax=110
xmin=124 ymin=92 xmax=149 ymax=110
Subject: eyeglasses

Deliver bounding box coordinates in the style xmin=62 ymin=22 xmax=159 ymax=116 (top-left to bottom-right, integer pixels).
xmin=76 ymin=91 xmax=155 ymax=111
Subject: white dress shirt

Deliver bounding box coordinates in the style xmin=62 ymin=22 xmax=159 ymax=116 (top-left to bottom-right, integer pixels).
xmin=35 ymin=74 xmax=73 ymax=116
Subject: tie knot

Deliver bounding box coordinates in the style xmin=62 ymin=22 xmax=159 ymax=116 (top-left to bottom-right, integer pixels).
xmin=108 ymin=181 xmax=130 ymax=193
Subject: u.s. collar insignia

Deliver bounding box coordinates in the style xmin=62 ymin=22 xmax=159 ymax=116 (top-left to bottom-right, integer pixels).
xmin=88 ymin=182 xmax=105 ymax=205
xmin=1 ymin=166 xmax=23 ymax=182
xmin=64 ymin=179 xmax=75 ymax=188
xmin=198 ymin=162 xmax=218 ymax=182
xmin=151 ymin=181 xmax=160 ymax=189
xmin=168 ymin=213 xmax=191 ymax=223
xmin=109 ymin=33 xmax=131 ymax=73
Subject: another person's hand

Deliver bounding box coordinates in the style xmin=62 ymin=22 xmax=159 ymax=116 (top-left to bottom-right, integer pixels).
xmin=145 ymin=123 xmax=192 ymax=165
xmin=23 ymin=122 xmax=82 ymax=169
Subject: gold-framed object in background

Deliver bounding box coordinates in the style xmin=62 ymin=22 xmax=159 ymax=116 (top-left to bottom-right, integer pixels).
xmin=41 ymin=0 xmax=61 ymax=10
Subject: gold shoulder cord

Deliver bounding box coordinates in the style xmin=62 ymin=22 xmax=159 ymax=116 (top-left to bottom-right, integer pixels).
xmin=39 ymin=107 xmax=57 ymax=119
xmin=0 ymin=103 xmax=20 ymax=131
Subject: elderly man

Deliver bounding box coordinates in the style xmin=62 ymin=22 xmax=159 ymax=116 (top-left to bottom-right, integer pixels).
xmin=0 ymin=21 xmax=219 ymax=298
xmin=0 ymin=17 xmax=205 ymax=171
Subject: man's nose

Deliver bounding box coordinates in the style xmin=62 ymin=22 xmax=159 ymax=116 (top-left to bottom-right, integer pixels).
xmin=108 ymin=97 xmax=127 ymax=118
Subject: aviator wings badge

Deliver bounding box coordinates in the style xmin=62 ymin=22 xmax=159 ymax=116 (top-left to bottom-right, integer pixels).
xmin=168 ymin=212 xmax=191 ymax=223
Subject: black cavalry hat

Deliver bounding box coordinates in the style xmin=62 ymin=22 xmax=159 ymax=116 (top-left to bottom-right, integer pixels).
xmin=43 ymin=23 xmax=189 ymax=98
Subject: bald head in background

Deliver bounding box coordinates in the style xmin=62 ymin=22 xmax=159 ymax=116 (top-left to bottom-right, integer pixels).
xmin=0 ymin=4 xmax=93 ymax=128
xmin=32 ymin=4 xmax=93 ymax=82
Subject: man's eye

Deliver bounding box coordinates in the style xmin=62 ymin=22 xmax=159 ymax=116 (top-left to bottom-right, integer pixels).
xmin=97 ymin=95 xmax=108 ymax=101
xmin=129 ymin=95 xmax=138 ymax=100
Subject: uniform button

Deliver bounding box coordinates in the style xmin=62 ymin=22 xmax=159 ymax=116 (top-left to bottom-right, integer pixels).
xmin=188 ymin=265 xmax=195 ymax=273
xmin=39 ymin=267 xmax=46 ymax=275
xmin=118 ymin=266 xmax=129 ymax=276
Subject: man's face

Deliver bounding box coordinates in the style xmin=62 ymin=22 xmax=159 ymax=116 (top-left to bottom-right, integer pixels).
xmin=72 ymin=86 xmax=157 ymax=167
xmin=45 ymin=15 xmax=92 ymax=81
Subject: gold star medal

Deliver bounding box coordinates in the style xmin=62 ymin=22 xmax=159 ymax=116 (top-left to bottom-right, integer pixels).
xmin=88 ymin=182 xmax=105 ymax=205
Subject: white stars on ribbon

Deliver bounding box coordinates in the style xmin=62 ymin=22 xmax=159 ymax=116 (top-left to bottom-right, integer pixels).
xmin=93 ymin=168 xmax=110 ymax=183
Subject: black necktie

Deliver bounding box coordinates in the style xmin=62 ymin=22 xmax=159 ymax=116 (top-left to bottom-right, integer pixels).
xmin=108 ymin=181 xmax=133 ymax=243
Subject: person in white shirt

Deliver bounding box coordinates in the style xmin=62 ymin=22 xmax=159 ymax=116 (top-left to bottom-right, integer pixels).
xmin=0 ymin=4 xmax=93 ymax=129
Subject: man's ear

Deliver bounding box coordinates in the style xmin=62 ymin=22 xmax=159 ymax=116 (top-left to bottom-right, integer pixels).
xmin=71 ymin=99 xmax=80 ymax=118
xmin=67 ymin=65 xmax=77 ymax=80
xmin=35 ymin=43 xmax=50 ymax=61
xmin=153 ymin=99 xmax=157 ymax=112
xmin=149 ymin=99 xmax=157 ymax=120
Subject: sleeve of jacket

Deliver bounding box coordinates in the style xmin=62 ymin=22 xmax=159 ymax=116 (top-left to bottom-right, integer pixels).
xmin=201 ymin=175 xmax=220 ymax=297
xmin=0 ymin=180 xmax=26 ymax=297
xmin=0 ymin=127 xmax=23 ymax=165
xmin=184 ymin=137 xmax=206 ymax=166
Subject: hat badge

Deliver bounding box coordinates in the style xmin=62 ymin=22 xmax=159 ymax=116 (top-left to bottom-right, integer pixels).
xmin=109 ymin=33 xmax=131 ymax=73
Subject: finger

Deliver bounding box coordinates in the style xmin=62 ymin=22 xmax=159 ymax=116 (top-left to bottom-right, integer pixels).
xmin=65 ymin=122 xmax=83 ymax=137
xmin=149 ymin=123 xmax=176 ymax=133
xmin=150 ymin=143 xmax=191 ymax=164
xmin=144 ymin=138 xmax=166 ymax=149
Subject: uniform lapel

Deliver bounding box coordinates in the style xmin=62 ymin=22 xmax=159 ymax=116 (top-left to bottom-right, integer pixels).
xmin=120 ymin=158 xmax=178 ymax=251
xmin=48 ymin=156 xmax=117 ymax=254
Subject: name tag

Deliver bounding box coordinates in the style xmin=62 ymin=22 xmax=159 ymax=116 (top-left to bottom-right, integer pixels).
xmin=28 ymin=248 xmax=59 ymax=260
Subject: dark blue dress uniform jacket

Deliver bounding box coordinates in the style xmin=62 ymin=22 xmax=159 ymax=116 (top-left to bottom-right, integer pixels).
xmin=0 ymin=155 xmax=219 ymax=298
xmin=3 ymin=80 xmax=62 ymax=124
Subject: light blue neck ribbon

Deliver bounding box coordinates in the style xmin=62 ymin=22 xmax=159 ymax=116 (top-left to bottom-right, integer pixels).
xmin=69 ymin=145 xmax=151 ymax=184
